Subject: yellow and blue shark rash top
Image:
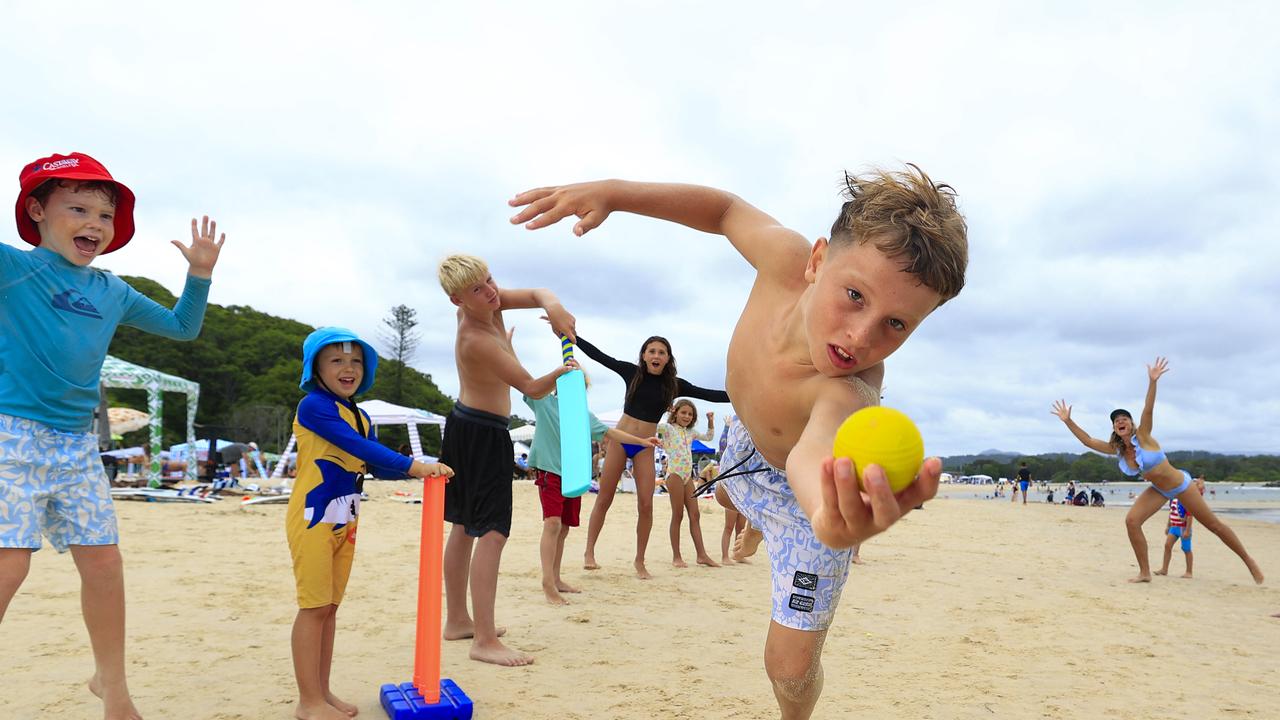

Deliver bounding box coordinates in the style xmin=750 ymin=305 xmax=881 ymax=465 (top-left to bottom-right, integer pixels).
xmin=286 ymin=390 xmax=414 ymax=535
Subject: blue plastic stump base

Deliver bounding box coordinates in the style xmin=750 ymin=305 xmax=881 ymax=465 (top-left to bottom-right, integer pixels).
xmin=380 ymin=680 xmax=473 ymax=719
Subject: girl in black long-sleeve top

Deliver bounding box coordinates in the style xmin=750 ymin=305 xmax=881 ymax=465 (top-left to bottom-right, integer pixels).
xmin=573 ymin=334 xmax=729 ymax=578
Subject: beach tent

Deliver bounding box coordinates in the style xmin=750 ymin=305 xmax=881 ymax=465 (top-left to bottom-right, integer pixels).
xmin=691 ymin=439 xmax=716 ymax=455
xmin=271 ymin=398 xmax=447 ymax=478
xmin=509 ymin=424 xmax=537 ymax=443
xmin=100 ymin=355 xmax=200 ymax=482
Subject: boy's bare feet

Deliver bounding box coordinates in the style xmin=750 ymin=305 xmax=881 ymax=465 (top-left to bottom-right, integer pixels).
xmin=1128 ymin=574 xmax=1152 ymax=583
xmin=295 ymin=701 xmax=349 ymax=720
xmin=851 ymin=555 xmax=865 ymax=565
xmin=695 ymin=554 xmax=720 ymax=568
xmin=88 ymin=674 xmax=143 ymax=720
xmin=672 ymin=557 xmax=688 ymax=568
xmin=555 ymin=580 xmax=581 ymax=593
xmin=443 ymin=621 xmax=506 ymax=641
xmin=720 ymin=555 xmax=736 ymax=565
xmin=732 ymin=525 xmax=763 ymax=561
xmin=1154 ymin=569 xmax=1168 ymax=576
xmin=634 ymin=560 xmax=653 ymax=580
xmin=583 ymin=553 xmax=600 ymax=570
xmin=470 ymin=639 xmax=534 ymax=667
xmin=1180 ymin=572 xmax=1193 ymax=579
xmin=325 ymin=692 xmax=358 ymax=717
xmin=543 ymin=585 xmax=569 ymax=605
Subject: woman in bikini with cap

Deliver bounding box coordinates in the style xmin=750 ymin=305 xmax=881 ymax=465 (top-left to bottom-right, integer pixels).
xmin=1052 ymin=357 xmax=1264 ymax=584
xmin=573 ymin=335 xmax=729 ymax=579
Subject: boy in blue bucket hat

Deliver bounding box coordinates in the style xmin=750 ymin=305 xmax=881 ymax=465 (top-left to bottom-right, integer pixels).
xmin=287 ymin=326 xmax=452 ymax=720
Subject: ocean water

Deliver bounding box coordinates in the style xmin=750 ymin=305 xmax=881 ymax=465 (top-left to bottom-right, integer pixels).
xmin=941 ymin=482 xmax=1280 ymax=525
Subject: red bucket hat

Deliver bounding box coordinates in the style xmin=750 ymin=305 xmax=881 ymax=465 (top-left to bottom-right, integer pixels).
xmin=15 ymin=152 xmax=137 ymax=254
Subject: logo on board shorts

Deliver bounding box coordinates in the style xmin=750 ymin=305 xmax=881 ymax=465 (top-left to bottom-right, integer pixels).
xmin=792 ymin=571 xmax=818 ymax=591
xmin=788 ymin=594 xmax=816 ymax=612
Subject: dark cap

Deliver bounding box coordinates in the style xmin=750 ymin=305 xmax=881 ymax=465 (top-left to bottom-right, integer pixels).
xmin=1109 ymin=408 xmax=1132 ymax=422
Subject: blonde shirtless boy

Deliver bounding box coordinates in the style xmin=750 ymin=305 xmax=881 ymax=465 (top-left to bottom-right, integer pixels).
xmin=437 ymin=254 xmax=576 ymax=667
xmin=510 ymin=167 xmax=967 ymax=718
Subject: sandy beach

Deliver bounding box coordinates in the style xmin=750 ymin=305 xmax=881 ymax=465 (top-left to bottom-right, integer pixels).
xmin=7 ymin=481 xmax=1280 ymax=719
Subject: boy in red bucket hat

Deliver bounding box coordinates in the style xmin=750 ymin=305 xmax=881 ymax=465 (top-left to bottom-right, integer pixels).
xmin=0 ymin=151 xmax=227 ymax=719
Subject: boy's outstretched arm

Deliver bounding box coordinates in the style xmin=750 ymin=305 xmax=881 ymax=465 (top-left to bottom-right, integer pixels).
xmin=499 ymin=287 xmax=575 ymax=341
xmin=786 ymin=390 xmax=940 ymax=549
xmin=460 ymin=333 xmax=570 ymax=399
xmin=510 ymin=180 xmax=809 ymax=271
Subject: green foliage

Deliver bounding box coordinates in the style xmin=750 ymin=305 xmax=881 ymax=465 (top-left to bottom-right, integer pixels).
xmin=107 ymin=276 xmax=454 ymax=454
xmin=943 ymin=450 xmax=1280 ymax=484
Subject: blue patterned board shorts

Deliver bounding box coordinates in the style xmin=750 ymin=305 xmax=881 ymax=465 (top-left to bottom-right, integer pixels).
xmin=0 ymin=413 xmax=119 ymax=552
xmin=720 ymin=420 xmax=852 ymax=631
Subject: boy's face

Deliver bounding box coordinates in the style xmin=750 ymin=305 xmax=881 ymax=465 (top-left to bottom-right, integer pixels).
xmin=315 ymin=342 xmax=364 ymax=398
xmin=803 ymin=239 xmax=940 ymax=376
xmin=450 ymin=276 xmax=501 ymax=313
xmin=25 ymin=183 xmax=116 ymax=266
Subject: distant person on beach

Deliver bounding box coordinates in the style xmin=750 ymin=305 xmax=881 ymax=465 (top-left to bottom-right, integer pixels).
xmin=437 ymin=253 xmax=576 ymax=667
xmin=287 ymin=328 xmax=451 ymax=720
xmin=1015 ymin=462 xmax=1032 ymax=505
xmin=1052 ymin=357 xmax=1263 ymax=584
xmin=523 ymin=375 xmax=658 ymax=605
xmin=1155 ymin=476 xmax=1204 ymax=579
xmin=511 ymin=164 xmax=960 ymax=720
xmin=0 ymin=151 xmax=224 ymax=720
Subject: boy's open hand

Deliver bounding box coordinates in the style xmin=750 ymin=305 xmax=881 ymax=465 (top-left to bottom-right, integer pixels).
xmin=172 ymin=216 xmax=225 ymax=279
xmin=509 ymin=182 xmax=614 ymax=237
xmin=811 ymin=456 xmax=941 ymax=549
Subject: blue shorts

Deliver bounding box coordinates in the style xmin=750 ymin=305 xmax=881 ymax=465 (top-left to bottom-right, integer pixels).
xmin=0 ymin=413 xmax=119 ymax=552
xmin=1019 ymin=480 xmax=1029 ymax=493
xmin=1168 ymin=526 xmax=1192 ymax=552
xmin=719 ymin=421 xmax=851 ymax=632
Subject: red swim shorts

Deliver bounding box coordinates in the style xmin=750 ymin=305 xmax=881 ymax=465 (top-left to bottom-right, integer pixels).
xmin=533 ymin=469 xmax=581 ymax=526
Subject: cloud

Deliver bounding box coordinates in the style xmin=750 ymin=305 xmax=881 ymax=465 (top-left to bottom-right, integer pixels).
xmin=2 ymin=1 xmax=1277 ymax=456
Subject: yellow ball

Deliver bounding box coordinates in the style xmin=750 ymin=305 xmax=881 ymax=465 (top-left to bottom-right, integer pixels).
xmin=832 ymin=406 xmax=924 ymax=493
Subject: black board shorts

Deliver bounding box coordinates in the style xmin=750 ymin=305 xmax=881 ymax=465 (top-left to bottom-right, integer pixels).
xmin=440 ymin=402 xmax=513 ymax=538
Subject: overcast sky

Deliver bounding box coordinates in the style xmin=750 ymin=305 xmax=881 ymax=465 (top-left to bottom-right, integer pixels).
xmin=3 ymin=2 xmax=1276 ymax=456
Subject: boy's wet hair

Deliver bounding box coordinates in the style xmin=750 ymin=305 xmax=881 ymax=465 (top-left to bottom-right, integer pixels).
xmin=437 ymin=253 xmax=490 ymax=296
xmin=28 ymin=178 xmax=119 ymax=208
xmin=829 ymin=164 xmax=968 ymax=305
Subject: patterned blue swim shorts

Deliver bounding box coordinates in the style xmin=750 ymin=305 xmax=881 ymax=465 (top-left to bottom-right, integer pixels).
xmin=719 ymin=420 xmax=852 ymax=631
xmin=0 ymin=413 xmax=119 ymax=552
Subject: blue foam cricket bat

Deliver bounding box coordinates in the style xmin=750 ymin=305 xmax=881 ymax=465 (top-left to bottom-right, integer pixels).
xmin=556 ymin=335 xmax=591 ymax=498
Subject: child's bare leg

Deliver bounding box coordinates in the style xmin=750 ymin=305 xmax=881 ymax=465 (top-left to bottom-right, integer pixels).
xmin=585 ymin=444 xmax=626 ymax=569
xmin=684 ymin=492 xmax=719 ymax=567
xmin=1182 ymin=549 xmax=1193 ymax=578
xmin=1124 ymin=489 xmax=1166 ymax=582
xmin=71 ymin=545 xmax=142 ymax=720
xmin=720 ymin=508 xmax=737 ymax=564
xmin=469 ymin=530 xmax=532 ymax=666
xmin=0 ymin=547 xmax=33 ymax=623
xmin=292 ymin=605 xmax=348 ymax=720
xmin=540 ymin=517 xmax=568 ymax=605
xmin=765 ymin=621 xmax=827 ymax=720
xmin=667 ymin=474 xmax=688 ymax=566
xmin=1155 ymin=534 xmax=1175 ymax=575
xmin=1179 ymin=490 xmax=1264 ymax=584
xmin=633 ymin=457 xmax=657 ymax=579
xmin=850 ymin=544 xmax=863 ymax=565
xmin=554 ymin=524 xmax=578 ymax=593
xmin=442 ymin=524 xmax=476 ymax=639
xmin=318 ymin=605 xmax=356 ymax=717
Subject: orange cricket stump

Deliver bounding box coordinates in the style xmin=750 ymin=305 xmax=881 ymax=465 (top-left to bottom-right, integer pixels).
xmin=380 ymin=475 xmax=474 ymax=719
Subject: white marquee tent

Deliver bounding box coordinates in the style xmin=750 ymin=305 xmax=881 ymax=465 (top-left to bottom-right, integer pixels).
xmin=99 ymin=355 xmax=200 ymax=482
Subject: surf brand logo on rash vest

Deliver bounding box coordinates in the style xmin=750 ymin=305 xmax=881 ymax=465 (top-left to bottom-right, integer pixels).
xmin=51 ymin=289 xmax=103 ymax=319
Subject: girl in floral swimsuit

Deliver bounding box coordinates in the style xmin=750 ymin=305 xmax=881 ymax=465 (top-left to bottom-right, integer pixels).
xmin=659 ymin=399 xmax=719 ymax=568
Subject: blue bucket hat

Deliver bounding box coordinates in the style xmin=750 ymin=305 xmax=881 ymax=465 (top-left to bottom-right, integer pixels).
xmin=300 ymin=327 xmax=378 ymax=396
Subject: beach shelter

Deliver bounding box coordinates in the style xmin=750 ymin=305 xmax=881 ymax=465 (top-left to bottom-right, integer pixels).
xmin=691 ymin=439 xmax=716 ymax=455
xmin=271 ymin=398 xmax=447 ymax=478
xmin=99 ymin=355 xmax=200 ymax=481
xmin=508 ymin=424 xmax=537 ymax=443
